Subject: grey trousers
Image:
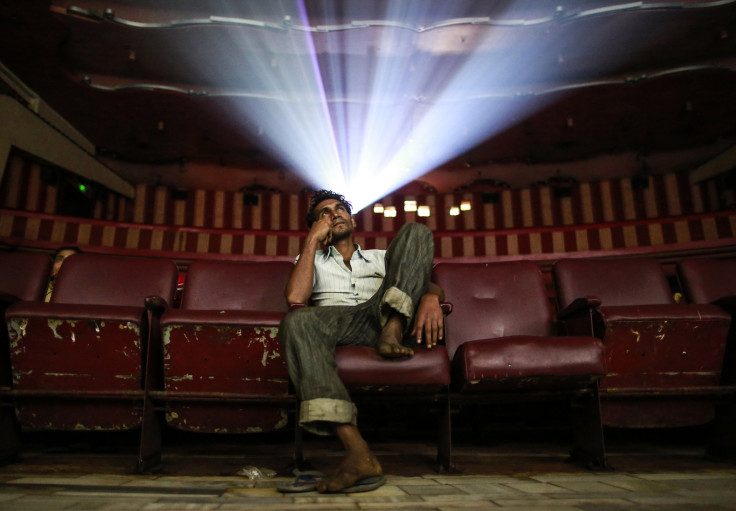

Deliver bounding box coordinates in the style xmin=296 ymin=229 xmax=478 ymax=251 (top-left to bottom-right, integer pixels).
xmin=279 ymin=223 xmax=435 ymax=435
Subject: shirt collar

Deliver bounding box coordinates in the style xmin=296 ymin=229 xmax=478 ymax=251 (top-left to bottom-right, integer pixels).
xmin=323 ymin=244 xmax=372 ymax=261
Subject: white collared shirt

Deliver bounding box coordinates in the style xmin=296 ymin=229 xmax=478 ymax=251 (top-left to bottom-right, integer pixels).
xmin=297 ymin=244 xmax=386 ymax=306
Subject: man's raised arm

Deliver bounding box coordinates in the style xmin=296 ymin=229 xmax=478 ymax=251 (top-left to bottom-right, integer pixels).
xmin=285 ymin=217 xmax=331 ymax=305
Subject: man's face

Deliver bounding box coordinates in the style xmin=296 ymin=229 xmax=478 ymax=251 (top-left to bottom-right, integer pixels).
xmin=313 ymin=199 xmax=356 ymax=242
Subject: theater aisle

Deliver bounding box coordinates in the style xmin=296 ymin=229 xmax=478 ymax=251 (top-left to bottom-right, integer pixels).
xmin=0 ymin=428 xmax=735 ymax=510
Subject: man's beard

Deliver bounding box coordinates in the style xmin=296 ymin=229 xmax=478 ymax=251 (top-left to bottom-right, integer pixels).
xmin=327 ymin=225 xmax=352 ymax=244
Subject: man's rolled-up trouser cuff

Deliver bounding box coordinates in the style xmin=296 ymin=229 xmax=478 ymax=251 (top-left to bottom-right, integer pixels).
xmin=380 ymin=286 xmax=414 ymax=328
xmin=299 ymin=398 xmax=358 ymax=436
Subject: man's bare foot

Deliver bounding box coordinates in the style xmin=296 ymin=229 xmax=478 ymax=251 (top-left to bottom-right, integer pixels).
xmin=376 ymin=314 xmax=413 ymax=358
xmin=376 ymin=340 xmax=413 ymax=358
xmin=316 ymin=450 xmax=383 ymax=493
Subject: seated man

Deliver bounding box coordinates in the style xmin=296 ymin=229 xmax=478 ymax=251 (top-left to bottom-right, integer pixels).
xmin=280 ymin=190 xmax=444 ymax=493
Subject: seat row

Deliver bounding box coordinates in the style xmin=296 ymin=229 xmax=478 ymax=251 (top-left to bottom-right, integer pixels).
xmin=0 ymin=250 xmax=734 ymax=473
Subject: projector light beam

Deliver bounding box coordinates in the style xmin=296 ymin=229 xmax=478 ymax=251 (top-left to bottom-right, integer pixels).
xmin=153 ymin=0 xmax=553 ymax=211
xmin=67 ymin=1 xmax=736 ymax=212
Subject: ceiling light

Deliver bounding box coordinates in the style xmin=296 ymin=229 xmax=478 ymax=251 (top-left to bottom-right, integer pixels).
xmin=373 ymin=202 xmax=384 ymax=214
xmin=404 ymin=200 xmax=417 ymax=212
xmin=383 ymin=206 xmax=397 ymax=217
xmin=449 ymin=206 xmax=460 ymax=216
xmin=460 ymin=200 xmax=472 ymax=211
xmin=417 ymin=205 xmax=431 ymax=217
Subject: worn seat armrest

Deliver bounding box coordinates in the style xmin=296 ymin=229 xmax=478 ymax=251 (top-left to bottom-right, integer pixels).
xmin=143 ymin=295 xmax=170 ymax=393
xmin=144 ymin=295 xmax=170 ymax=316
xmin=557 ymin=296 xmax=602 ymax=320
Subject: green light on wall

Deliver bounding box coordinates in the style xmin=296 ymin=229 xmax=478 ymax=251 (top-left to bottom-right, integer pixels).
xmin=78 ymin=183 xmax=87 ymax=193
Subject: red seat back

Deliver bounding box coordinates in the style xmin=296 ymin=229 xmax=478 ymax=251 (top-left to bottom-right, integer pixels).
xmin=160 ymin=259 xmax=293 ymax=434
xmin=678 ymin=257 xmax=736 ymax=304
xmin=0 ymin=252 xmax=51 ymax=302
xmin=51 ymin=253 xmax=178 ymax=306
xmin=554 ymin=257 xmax=673 ymax=309
xmin=180 ymin=260 xmax=292 ymax=312
xmin=433 ymin=261 xmax=553 ymax=358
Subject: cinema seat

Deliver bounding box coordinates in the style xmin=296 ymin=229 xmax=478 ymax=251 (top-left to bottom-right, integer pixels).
xmin=157 ymin=260 xmax=294 ymax=437
xmin=334 ymin=339 xmax=452 ymax=470
xmin=289 ymin=307 xmax=453 ymax=471
xmin=433 ymin=261 xmax=607 ymax=469
xmin=4 ymin=253 xmax=178 ymax=471
xmin=0 ymin=251 xmax=52 ymax=463
xmin=554 ymin=257 xmax=732 ymax=429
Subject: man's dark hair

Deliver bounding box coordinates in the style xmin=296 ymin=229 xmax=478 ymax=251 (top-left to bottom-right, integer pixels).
xmin=306 ymin=190 xmax=352 ymax=228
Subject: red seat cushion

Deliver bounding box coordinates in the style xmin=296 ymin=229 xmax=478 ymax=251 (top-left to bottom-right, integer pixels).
xmin=452 ymin=335 xmax=606 ymax=392
xmin=336 ymin=345 xmax=450 ymax=393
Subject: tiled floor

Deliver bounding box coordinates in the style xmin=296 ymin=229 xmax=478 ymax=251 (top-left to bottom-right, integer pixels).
xmin=1 ymin=427 xmax=735 ymax=510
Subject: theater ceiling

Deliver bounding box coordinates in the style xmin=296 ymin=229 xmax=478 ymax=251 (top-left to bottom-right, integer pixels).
xmin=2 ymin=0 xmax=736 ymax=195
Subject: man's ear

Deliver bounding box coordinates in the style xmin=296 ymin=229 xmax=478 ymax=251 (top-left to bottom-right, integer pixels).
xmin=351 ymin=216 xmax=357 ymax=229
